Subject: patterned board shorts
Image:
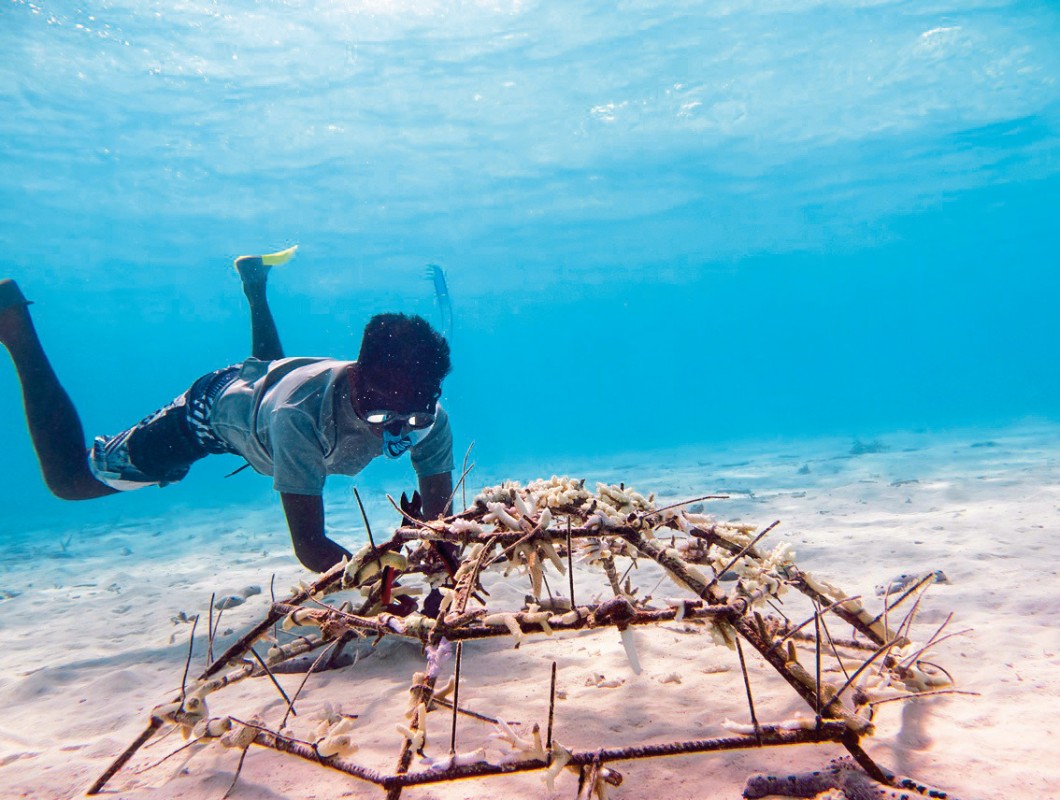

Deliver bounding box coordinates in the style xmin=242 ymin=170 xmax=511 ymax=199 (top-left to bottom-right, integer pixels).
xmin=88 ymin=364 xmax=242 ymax=491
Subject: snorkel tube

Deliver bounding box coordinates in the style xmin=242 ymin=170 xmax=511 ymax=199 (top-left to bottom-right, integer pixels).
xmin=382 ymin=423 xmax=431 ymax=459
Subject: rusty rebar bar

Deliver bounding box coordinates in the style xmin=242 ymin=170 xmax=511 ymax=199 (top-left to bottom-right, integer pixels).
xmin=386 ymin=724 xmax=849 ymax=789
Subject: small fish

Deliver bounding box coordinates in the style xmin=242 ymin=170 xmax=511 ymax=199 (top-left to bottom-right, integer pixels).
xmin=875 ymin=569 xmax=950 ymax=597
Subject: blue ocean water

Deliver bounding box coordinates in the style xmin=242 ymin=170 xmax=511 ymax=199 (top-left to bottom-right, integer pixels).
xmin=1 ymin=0 xmax=1058 ymax=533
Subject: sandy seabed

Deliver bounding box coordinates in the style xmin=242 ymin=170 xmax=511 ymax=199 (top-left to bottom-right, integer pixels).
xmin=1 ymin=423 xmax=1057 ymax=800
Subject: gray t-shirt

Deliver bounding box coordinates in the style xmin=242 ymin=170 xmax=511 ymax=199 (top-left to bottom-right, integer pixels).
xmin=208 ymin=357 xmax=453 ymax=496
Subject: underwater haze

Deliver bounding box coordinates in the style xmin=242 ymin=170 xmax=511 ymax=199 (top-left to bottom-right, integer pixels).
xmin=2 ymin=0 xmax=1059 ymax=530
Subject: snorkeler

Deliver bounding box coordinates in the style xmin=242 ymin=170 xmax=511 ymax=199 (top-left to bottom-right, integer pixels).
xmin=0 ymin=249 xmax=454 ymax=573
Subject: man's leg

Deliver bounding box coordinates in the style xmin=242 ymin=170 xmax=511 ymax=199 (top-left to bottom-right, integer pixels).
xmin=0 ymin=280 xmax=116 ymax=500
xmin=235 ymin=256 xmax=285 ymax=361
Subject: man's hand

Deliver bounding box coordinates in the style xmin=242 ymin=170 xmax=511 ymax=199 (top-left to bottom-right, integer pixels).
xmin=418 ymin=471 xmax=453 ymax=520
xmin=280 ymin=492 xmax=352 ymax=572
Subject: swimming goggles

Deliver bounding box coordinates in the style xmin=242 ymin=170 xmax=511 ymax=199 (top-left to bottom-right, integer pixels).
xmin=362 ymin=410 xmax=436 ymax=430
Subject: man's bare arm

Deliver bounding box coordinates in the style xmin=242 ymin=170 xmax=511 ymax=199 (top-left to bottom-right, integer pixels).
xmin=280 ymin=492 xmax=352 ymax=572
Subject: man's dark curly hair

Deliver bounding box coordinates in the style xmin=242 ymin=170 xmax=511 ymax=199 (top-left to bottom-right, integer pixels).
xmin=357 ymin=313 xmax=451 ymax=411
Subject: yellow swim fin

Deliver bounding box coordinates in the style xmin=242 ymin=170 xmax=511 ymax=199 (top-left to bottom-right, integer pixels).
xmin=234 ymin=245 xmax=298 ymax=285
xmin=260 ymin=244 xmax=298 ymax=266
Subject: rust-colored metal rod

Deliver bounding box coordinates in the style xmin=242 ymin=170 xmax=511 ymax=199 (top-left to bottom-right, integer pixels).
xmin=486 ymin=525 xmax=543 ymax=569
xmin=732 ymin=614 xmax=871 ymax=733
xmin=600 ymin=553 xmax=623 ymax=597
xmin=246 ymin=634 xmax=324 ymax=675
xmin=566 ymin=519 xmax=576 ymax=608
xmin=89 ymin=560 xmax=352 ymax=796
xmin=280 ymin=640 xmax=339 ymax=728
xmin=387 ymin=664 xmax=441 ymax=798
xmin=250 ymin=726 xmax=390 ymax=785
xmin=449 ymin=642 xmax=463 ymax=755
xmin=202 ymin=559 xmax=347 ymax=680
xmin=814 ymin=605 xmax=823 ymax=726
xmin=547 ymin=660 xmax=558 ymax=750
xmin=272 ymin=598 xmax=734 ymax=645
xmin=868 ymin=573 xmax=937 ymax=630
xmin=786 ymin=628 xmax=876 ymax=652
xmin=768 ymin=596 xmax=865 ymax=654
xmin=429 ymin=600 xmax=733 ymax=638
xmin=735 ymin=637 xmax=762 ymax=746
xmin=86 ymin=717 xmax=164 ymax=795
xmin=707 ymin=520 xmax=780 ymax=588
xmin=726 ymin=583 xmax=784 ymax=617
xmin=577 ymin=754 xmax=604 ymax=800
xmin=615 ymin=530 xmax=728 ymax=606
xmin=353 ymin=486 xmax=383 ymax=571
xmin=452 ymin=536 xmax=498 ymax=616
xmin=618 ymin=524 xmax=825 ymax=726
xmin=563 ymin=725 xmax=848 ymax=769
xmin=787 ymin=571 xmax=894 ymax=647
xmin=386 ymin=724 xmax=849 ymax=788
xmin=247 ymin=645 xmax=296 ymax=713
xmin=688 ymin=524 xmax=758 ymax=556
xmin=393 ymin=523 xmax=639 ymax=547
xmin=428 ymin=696 xmax=505 ymax=725
xmin=640 ymin=494 xmax=731 ymax=519
xmin=271 ymin=603 xmax=395 ymax=635
xmin=448 ymin=440 xmax=475 ymax=513
xmin=178 ymin=613 xmax=200 ymax=710
xmin=840 ymin=730 xmax=892 ymax=785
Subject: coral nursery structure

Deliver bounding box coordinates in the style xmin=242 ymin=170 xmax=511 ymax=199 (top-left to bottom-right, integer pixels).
xmin=89 ymin=478 xmax=964 ymax=799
